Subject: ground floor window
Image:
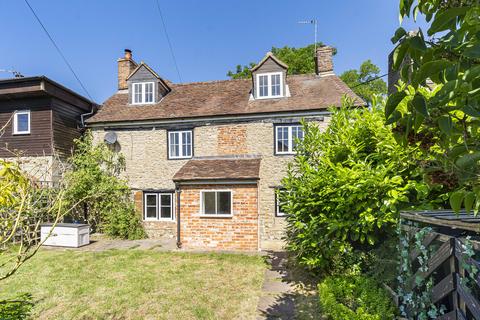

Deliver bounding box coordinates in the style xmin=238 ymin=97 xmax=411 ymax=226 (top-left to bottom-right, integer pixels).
xmin=201 ymin=190 xmax=232 ymax=216
xmin=275 ymin=189 xmax=287 ymax=217
xmin=144 ymin=192 xmax=174 ymax=221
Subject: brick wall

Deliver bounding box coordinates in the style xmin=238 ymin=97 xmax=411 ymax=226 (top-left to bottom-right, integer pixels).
xmin=179 ymin=184 xmax=258 ymax=251
xmin=217 ymin=125 xmax=247 ymax=155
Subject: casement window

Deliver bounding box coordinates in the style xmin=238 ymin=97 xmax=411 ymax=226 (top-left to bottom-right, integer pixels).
xmin=144 ymin=193 xmax=174 ymax=221
xmin=168 ymin=130 xmax=193 ymax=159
xmin=275 ymin=189 xmax=287 ymax=217
xmin=132 ymin=82 xmax=154 ymax=104
xmin=256 ymin=72 xmax=283 ymax=98
xmin=13 ymin=110 xmax=30 ymax=135
xmin=275 ymin=125 xmax=304 ymax=155
xmin=200 ymin=190 xmax=232 ymax=216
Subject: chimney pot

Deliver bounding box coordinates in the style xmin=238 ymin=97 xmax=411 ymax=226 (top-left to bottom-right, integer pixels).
xmin=124 ymin=49 xmax=132 ymax=60
xmin=315 ymin=46 xmax=334 ymax=76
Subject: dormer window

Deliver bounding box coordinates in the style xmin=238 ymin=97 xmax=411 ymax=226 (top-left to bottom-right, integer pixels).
xmin=256 ymin=72 xmax=283 ymax=99
xmin=133 ymin=82 xmax=154 ymax=104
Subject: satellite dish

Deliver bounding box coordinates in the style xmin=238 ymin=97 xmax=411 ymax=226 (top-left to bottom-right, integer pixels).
xmin=104 ymin=131 xmax=117 ymax=145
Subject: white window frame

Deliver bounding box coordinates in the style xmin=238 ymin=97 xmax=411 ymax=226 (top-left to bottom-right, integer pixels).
xmin=13 ymin=110 xmax=31 ymax=135
xmin=144 ymin=192 xmax=175 ymax=221
xmin=275 ymin=190 xmax=287 ymax=217
xmin=256 ymin=72 xmax=283 ymax=99
xmin=275 ymin=125 xmax=304 ymax=155
xmin=200 ymin=190 xmax=233 ymax=217
xmin=168 ymin=130 xmax=193 ymax=159
xmin=132 ymin=82 xmax=155 ymax=105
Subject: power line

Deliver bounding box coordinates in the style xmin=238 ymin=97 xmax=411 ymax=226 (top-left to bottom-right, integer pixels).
xmin=23 ymin=0 xmax=94 ymax=101
xmin=351 ymin=73 xmax=388 ymax=89
xmin=155 ymin=0 xmax=183 ymax=83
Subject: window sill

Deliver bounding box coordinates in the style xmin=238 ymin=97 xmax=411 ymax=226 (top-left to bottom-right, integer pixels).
xmin=12 ymin=132 xmax=30 ymax=136
xmin=143 ymin=219 xmax=176 ymax=223
xmin=274 ymin=153 xmax=296 ymax=156
xmin=168 ymin=157 xmax=192 ymax=160
xmin=196 ymin=214 xmax=233 ymax=219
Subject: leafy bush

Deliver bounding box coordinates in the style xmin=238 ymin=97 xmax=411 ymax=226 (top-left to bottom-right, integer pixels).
xmin=281 ymin=99 xmax=430 ymax=272
xmin=0 ymin=294 xmax=34 ymax=320
xmin=318 ymin=275 xmax=397 ymax=320
xmin=64 ymin=132 xmax=145 ymax=239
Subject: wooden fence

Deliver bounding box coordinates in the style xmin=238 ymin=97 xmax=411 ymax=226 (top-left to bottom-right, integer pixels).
xmin=401 ymin=211 xmax=480 ymax=320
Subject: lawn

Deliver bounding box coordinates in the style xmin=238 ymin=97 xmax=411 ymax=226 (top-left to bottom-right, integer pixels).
xmin=1 ymin=249 xmax=266 ymax=320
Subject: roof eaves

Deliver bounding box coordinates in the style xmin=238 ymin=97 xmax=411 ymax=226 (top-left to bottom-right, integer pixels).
xmin=251 ymin=52 xmax=289 ymax=72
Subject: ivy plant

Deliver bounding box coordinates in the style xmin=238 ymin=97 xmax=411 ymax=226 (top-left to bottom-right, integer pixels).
xmin=387 ymin=0 xmax=480 ymax=213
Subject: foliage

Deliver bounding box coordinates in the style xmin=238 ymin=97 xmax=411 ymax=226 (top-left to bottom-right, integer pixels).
xmin=387 ymin=0 xmax=480 ymax=212
xmin=340 ymin=60 xmax=387 ymax=104
xmin=318 ymin=274 xmax=397 ymax=320
xmin=64 ymin=132 xmax=145 ymax=239
xmin=227 ymin=43 xmax=331 ymax=79
xmin=0 ymin=294 xmax=33 ymax=320
xmin=0 ymin=159 xmax=74 ymax=281
xmin=280 ymin=98 xmax=430 ymax=272
xmin=397 ymin=224 xmax=447 ymax=319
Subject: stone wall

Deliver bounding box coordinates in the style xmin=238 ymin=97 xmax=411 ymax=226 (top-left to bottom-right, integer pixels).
xmin=91 ymin=117 xmax=329 ymax=249
xmin=179 ymin=183 xmax=258 ymax=251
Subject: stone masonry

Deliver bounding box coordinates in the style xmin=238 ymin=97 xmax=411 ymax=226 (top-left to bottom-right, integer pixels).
xmin=91 ymin=117 xmax=329 ymax=250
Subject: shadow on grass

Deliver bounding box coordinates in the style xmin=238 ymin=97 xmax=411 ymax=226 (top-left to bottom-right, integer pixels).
xmin=0 ymin=293 xmax=34 ymax=320
xmin=259 ymin=251 xmax=324 ymax=320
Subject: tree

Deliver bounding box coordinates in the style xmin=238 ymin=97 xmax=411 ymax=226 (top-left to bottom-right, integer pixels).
xmin=64 ymin=132 xmax=145 ymax=239
xmin=340 ymin=60 xmax=387 ymax=104
xmin=387 ymin=0 xmax=480 ymax=212
xmin=227 ymin=43 xmax=331 ymax=79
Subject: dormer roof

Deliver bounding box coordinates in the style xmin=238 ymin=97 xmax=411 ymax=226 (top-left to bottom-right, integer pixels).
xmin=250 ymin=52 xmax=288 ymax=72
xmin=126 ymin=62 xmax=171 ymax=92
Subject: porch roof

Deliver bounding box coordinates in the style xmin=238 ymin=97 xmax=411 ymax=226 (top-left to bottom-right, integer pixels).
xmin=173 ymin=157 xmax=261 ymax=182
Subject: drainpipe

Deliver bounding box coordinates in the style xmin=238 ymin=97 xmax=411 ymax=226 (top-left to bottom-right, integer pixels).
xmin=175 ymin=183 xmax=182 ymax=248
xmin=80 ymin=104 xmax=97 ymax=129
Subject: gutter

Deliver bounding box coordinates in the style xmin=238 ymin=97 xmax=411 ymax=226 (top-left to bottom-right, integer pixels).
xmin=86 ymin=110 xmax=331 ymax=129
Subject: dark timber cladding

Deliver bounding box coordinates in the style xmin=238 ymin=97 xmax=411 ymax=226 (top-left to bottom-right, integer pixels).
xmin=400 ymin=210 xmax=480 ymax=319
xmin=0 ymin=76 xmax=96 ymax=158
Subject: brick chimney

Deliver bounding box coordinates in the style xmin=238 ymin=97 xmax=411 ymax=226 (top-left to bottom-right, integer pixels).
xmin=315 ymin=46 xmax=334 ymax=76
xmin=117 ymin=49 xmax=137 ymax=90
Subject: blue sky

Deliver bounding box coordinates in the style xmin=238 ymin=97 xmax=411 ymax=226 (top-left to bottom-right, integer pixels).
xmin=0 ymin=0 xmax=428 ymax=103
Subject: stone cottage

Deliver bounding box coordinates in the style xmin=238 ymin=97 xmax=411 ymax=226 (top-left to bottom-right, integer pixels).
xmin=86 ymin=47 xmax=363 ymax=251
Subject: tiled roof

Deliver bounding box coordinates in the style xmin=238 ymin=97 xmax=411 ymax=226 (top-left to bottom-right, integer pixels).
xmin=173 ymin=158 xmax=261 ymax=182
xmin=87 ymin=74 xmax=364 ymax=124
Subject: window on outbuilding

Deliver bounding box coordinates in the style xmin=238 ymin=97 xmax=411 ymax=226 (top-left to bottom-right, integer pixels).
xmin=201 ymin=191 xmax=232 ymax=216
xmin=13 ymin=110 xmax=30 ymax=135
xmin=132 ymin=82 xmax=155 ymax=104
xmin=275 ymin=125 xmax=304 ymax=155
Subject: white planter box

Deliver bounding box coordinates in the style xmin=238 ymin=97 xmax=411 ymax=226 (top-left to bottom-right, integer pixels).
xmin=41 ymin=223 xmax=90 ymax=248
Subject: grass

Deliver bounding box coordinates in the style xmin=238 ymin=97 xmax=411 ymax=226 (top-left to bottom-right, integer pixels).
xmin=1 ymin=249 xmax=266 ymax=320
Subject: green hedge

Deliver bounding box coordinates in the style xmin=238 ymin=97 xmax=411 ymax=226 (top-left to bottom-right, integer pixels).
xmin=318 ymin=275 xmax=397 ymax=320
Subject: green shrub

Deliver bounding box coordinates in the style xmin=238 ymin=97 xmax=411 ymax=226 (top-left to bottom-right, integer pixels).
xmin=0 ymin=294 xmax=33 ymax=320
xmin=318 ymin=275 xmax=397 ymax=320
xmin=65 ymin=132 xmax=145 ymax=240
xmin=281 ymin=99 xmax=431 ymax=272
